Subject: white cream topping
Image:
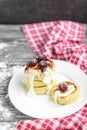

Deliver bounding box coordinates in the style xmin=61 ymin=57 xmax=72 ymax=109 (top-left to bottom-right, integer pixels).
xmin=26 ymin=70 xmax=37 ymax=96
xmin=54 ymin=85 xmax=75 ymax=102
xmin=25 ymin=67 xmax=56 ymax=96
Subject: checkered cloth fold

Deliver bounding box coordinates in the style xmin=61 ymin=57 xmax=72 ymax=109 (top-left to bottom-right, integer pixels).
xmin=16 ymin=21 xmax=87 ymax=130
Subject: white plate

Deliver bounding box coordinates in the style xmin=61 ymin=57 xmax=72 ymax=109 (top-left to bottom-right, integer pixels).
xmin=8 ymin=60 xmax=87 ymax=119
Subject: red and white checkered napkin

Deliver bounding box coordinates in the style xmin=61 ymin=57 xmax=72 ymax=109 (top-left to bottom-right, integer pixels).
xmin=16 ymin=21 xmax=87 ymax=130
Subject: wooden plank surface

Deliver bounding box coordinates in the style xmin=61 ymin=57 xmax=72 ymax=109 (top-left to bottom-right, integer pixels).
xmin=0 ymin=24 xmax=87 ymax=129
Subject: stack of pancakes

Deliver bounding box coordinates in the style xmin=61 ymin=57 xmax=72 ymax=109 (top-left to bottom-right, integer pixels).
xmin=32 ymin=76 xmax=48 ymax=94
xmin=24 ymin=55 xmax=58 ymax=95
xmin=24 ymin=70 xmax=58 ymax=95
xmin=24 ymin=76 xmax=48 ymax=94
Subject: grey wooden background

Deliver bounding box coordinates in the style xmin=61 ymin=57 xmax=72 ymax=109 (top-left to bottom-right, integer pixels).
xmin=0 ymin=25 xmax=87 ymax=129
xmin=0 ymin=0 xmax=87 ymax=24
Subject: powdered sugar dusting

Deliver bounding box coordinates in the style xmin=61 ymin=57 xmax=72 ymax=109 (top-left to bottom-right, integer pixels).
xmin=0 ymin=62 xmax=7 ymax=68
xmin=0 ymin=123 xmax=16 ymax=130
xmin=0 ymin=100 xmax=12 ymax=120
xmin=0 ymin=61 xmax=23 ymax=129
xmin=0 ymin=61 xmax=23 ymax=84
xmin=0 ymin=43 xmax=8 ymax=50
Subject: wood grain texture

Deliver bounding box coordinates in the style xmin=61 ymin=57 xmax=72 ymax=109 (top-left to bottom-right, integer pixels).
xmin=0 ymin=24 xmax=87 ymax=129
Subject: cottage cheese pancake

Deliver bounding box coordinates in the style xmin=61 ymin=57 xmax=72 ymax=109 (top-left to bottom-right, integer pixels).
xmin=24 ymin=55 xmax=58 ymax=96
xmin=49 ymin=81 xmax=81 ymax=105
